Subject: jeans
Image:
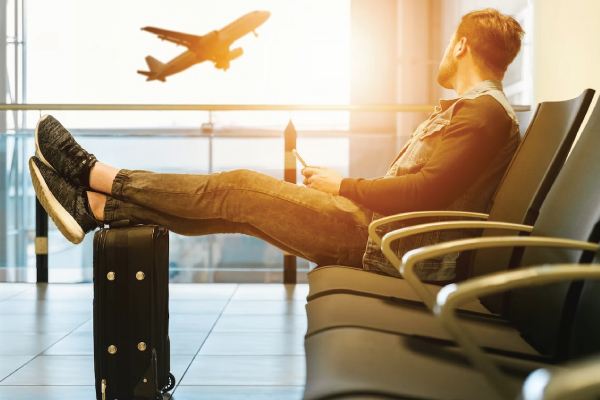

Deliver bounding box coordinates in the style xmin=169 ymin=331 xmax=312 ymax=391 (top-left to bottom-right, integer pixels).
xmin=103 ymin=169 xmax=372 ymax=268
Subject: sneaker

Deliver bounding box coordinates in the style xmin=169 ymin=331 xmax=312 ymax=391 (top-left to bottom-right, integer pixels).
xmin=29 ymin=157 xmax=103 ymax=244
xmin=35 ymin=114 xmax=98 ymax=189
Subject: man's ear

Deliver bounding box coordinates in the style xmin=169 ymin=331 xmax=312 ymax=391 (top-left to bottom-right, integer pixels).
xmin=454 ymin=37 xmax=468 ymax=59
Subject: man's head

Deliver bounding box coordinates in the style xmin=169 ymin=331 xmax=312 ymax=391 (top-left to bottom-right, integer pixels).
xmin=437 ymin=9 xmax=525 ymax=90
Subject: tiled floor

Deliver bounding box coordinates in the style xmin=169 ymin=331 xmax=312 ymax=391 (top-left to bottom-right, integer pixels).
xmin=0 ymin=283 xmax=308 ymax=399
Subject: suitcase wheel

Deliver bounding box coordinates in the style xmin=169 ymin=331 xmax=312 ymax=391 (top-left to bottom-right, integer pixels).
xmin=162 ymin=372 xmax=176 ymax=393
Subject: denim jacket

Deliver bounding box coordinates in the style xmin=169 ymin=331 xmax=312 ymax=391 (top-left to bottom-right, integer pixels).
xmin=362 ymin=80 xmax=520 ymax=280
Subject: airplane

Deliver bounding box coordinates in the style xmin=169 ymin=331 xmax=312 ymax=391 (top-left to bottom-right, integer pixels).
xmin=137 ymin=10 xmax=271 ymax=82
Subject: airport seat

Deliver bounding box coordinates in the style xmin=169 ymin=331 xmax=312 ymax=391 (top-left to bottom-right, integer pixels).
xmin=306 ymin=89 xmax=595 ymax=316
xmin=303 ymin=262 xmax=600 ymax=400
xmin=521 ymin=354 xmax=600 ymax=400
xmin=304 ymin=327 xmax=540 ymax=400
xmin=302 ymin=93 xmax=600 ymax=400
xmin=516 ymin=109 xmax=534 ymax=138
xmin=304 ymin=94 xmax=600 ymax=343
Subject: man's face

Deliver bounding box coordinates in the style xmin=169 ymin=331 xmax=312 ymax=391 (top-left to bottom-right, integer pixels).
xmin=437 ymin=32 xmax=458 ymax=90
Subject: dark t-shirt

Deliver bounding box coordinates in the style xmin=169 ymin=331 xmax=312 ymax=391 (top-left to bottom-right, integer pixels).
xmin=339 ymin=95 xmax=513 ymax=215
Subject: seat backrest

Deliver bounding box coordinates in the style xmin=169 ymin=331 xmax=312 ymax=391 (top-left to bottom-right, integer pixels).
xmin=504 ymin=96 xmax=600 ymax=358
xmin=569 ymin=250 xmax=600 ymax=360
xmin=472 ymin=90 xmax=595 ymax=307
xmin=516 ymin=110 xmax=534 ymax=138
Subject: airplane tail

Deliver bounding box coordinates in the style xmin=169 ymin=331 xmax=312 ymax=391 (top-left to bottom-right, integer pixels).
xmin=138 ymin=56 xmax=166 ymax=82
xmin=145 ymin=55 xmax=165 ymax=72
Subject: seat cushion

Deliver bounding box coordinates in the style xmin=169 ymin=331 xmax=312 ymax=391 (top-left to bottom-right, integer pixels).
xmin=307 ymin=266 xmax=492 ymax=314
xmin=303 ymin=327 xmax=544 ymax=400
xmin=305 ymin=293 xmax=538 ymax=356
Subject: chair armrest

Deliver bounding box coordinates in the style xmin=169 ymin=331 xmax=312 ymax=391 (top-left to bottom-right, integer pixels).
xmin=380 ymin=221 xmax=533 ymax=274
xmin=521 ymin=354 xmax=600 ymax=400
xmin=434 ymin=264 xmax=600 ymax=400
xmin=398 ymin=236 xmax=598 ymax=311
xmin=368 ymin=211 xmax=489 ymax=247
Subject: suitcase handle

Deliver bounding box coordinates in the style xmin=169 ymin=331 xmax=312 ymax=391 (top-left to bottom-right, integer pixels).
xmin=107 ymin=220 xmax=167 ymax=233
xmin=108 ymin=220 xmax=133 ymax=229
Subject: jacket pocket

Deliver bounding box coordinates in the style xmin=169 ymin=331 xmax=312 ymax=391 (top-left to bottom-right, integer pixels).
xmin=420 ymin=121 xmax=448 ymax=139
xmin=407 ymin=121 xmax=447 ymax=165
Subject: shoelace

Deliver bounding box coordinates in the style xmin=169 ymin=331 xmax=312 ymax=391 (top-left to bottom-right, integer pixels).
xmin=56 ymin=139 xmax=94 ymax=185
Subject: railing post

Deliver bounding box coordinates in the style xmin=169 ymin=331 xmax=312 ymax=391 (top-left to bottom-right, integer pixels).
xmin=283 ymin=120 xmax=297 ymax=284
xmin=35 ymin=199 xmax=48 ymax=282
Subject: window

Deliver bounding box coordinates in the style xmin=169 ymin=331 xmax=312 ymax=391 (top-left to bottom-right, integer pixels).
xmin=2 ymin=0 xmax=352 ymax=282
xmin=25 ymin=0 xmax=351 ymax=129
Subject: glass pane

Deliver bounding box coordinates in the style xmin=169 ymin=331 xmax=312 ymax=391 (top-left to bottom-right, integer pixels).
xmin=0 ymin=133 xmax=37 ymax=282
xmin=4 ymin=0 xmax=355 ymax=282
xmin=25 ymin=0 xmax=351 ymax=128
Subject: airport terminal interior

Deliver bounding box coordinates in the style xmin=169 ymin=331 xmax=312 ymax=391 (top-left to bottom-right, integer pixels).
xmin=1 ymin=0 xmax=600 ymax=399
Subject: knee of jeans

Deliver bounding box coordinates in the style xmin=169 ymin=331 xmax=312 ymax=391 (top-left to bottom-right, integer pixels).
xmin=221 ymin=169 xmax=261 ymax=188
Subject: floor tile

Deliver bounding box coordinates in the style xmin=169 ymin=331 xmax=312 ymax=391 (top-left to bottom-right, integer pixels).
xmin=0 ymin=355 xmax=194 ymax=388
xmin=0 ymin=356 xmax=94 ymax=385
xmin=232 ymin=284 xmax=309 ymax=301
xmin=170 ymin=355 xmax=196 ymax=386
xmin=0 ymin=314 xmax=91 ymax=333
xmin=172 ymin=385 xmax=304 ymax=400
xmin=0 ymin=300 xmax=92 ymax=314
xmin=43 ymin=333 xmax=93 ymax=356
xmin=169 ymin=300 xmax=228 ymax=314
xmin=0 ymin=356 xmax=35 ymax=381
xmin=72 ymin=319 xmax=93 ymax=333
xmin=9 ymin=284 xmax=93 ymax=301
xmin=0 ymin=283 xmax=310 ymax=396
xmin=212 ymin=315 xmax=307 ymax=333
xmin=180 ymin=356 xmax=305 ymax=386
xmin=199 ymin=333 xmax=305 ymax=356
xmin=0 ymin=284 xmax=34 ymax=301
xmin=169 ymin=284 xmax=237 ymax=300
xmin=0 ymin=333 xmax=66 ymax=356
xmin=0 ymin=385 xmax=96 ymax=400
xmin=223 ymin=301 xmax=306 ymax=315
xmin=169 ymin=315 xmax=220 ymax=332
xmin=169 ymin=332 xmax=210 ymax=355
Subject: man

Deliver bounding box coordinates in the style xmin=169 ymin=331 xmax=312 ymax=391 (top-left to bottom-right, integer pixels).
xmin=30 ymin=9 xmax=524 ymax=281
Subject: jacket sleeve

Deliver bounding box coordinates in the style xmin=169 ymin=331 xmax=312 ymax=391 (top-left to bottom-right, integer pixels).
xmin=339 ymin=96 xmax=513 ymax=215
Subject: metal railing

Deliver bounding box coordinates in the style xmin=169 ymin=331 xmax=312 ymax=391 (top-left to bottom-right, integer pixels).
xmin=0 ymin=103 xmax=531 ymax=284
xmin=0 ymin=103 xmax=532 ymax=112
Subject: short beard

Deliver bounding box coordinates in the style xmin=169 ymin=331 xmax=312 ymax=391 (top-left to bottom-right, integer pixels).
xmin=437 ymin=56 xmax=457 ymax=90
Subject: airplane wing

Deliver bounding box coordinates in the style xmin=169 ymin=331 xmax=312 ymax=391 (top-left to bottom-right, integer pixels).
xmin=141 ymin=27 xmax=202 ymax=47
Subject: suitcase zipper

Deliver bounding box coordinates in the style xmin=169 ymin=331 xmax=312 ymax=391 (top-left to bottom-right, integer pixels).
xmin=101 ymin=379 xmax=107 ymax=400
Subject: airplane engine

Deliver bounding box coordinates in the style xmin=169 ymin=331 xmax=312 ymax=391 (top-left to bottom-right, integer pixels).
xmin=214 ymin=47 xmax=244 ymax=71
xmin=214 ymin=60 xmax=230 ymax=70
xmin=227 ymin=47 xmax=244 ymax=61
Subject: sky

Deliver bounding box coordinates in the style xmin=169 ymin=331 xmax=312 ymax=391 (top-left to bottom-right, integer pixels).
xmin=23 ymin=0 xmax=351 ymax=129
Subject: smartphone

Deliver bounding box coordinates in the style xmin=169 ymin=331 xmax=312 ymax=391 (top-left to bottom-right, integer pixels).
xmin=292 ymin=149 xmax=308 ymax=168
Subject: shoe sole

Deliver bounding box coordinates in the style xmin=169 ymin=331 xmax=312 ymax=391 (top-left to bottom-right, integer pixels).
xmin=35 ymin=114 xmax=58 ymax=173
xmin=29 ymin=158 xmax=85 ymax=244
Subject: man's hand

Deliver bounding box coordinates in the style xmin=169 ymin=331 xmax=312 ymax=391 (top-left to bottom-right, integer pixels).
xmin=301 ymin=166 xmax=343 ymax=195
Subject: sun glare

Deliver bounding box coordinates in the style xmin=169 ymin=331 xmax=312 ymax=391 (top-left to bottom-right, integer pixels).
xmin=25 ymin=0 xmax=351 ymax=129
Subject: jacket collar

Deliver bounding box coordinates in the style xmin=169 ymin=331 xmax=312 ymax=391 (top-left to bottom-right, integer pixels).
xmin=439 ymin=80 xmax=504 ymax=111
xmin=464 ymin=79 xmax=504 ymax=95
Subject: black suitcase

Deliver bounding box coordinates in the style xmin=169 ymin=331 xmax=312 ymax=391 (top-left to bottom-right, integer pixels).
xmin=93 ymin=222 xmax=175 ymax=400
